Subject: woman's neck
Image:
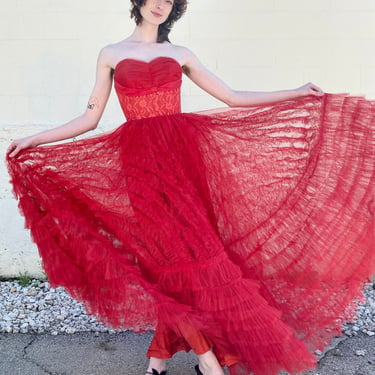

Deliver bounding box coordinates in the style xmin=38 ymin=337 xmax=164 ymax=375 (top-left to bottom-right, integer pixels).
xmin=129 ymin=24 xmax=159 ymax=44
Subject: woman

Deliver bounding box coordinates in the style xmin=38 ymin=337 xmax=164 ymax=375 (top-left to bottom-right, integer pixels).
xmin=6 ymin=1 xmax=375 ymax=375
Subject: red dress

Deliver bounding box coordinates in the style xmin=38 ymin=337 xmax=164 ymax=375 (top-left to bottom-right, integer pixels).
xmin=6 ymin=57 xmax=375 ymax=375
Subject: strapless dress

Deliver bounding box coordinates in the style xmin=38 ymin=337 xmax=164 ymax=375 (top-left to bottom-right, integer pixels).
xmin=6 ymin=56 xmax=375 ymax=375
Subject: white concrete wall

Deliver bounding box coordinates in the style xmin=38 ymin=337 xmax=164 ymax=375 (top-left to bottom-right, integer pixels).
xmin=1 ymin=0 xmax=375 ymax=278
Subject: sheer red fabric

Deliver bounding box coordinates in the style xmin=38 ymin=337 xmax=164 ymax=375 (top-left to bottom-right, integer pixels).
xmin=6 ymin=57 xmax=375 ymax=375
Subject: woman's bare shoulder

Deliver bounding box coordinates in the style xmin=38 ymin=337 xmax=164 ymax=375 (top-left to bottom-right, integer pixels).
xmin=171 ymin=44 xmax=191 ymax=55
xmin=98 ymin=40 xmax=134 ymax=68
xmin=169 ymin=44 xmax=197 ymax=65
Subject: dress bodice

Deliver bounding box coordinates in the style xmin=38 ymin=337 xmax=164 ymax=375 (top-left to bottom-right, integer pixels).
xmin=114 ymin=57 xmax=182 ymax=121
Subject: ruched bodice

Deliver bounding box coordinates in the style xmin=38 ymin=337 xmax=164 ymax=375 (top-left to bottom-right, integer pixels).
xmin=114 ymin=57 xmax=182 ymax=120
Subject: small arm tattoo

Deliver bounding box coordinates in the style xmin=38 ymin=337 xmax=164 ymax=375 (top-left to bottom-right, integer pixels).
xmin=87 ymin=96 xmax=99 ymax=110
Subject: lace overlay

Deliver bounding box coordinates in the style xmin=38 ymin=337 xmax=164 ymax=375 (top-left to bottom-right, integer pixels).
xmin=6 ymin=57 xmax=375 ymax=375
xmin=117 ymin=87 xmax=181 ymax=120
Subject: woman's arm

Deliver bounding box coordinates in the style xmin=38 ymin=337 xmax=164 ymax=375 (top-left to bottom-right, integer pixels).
xmin=7 ymin=47 xmax=114 ymax=158
xmin=180 ymin=48 xmax=324 ymax=107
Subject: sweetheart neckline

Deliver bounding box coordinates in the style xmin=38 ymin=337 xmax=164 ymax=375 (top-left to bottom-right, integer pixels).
xmin=114 ymin=56 xmax=182 ymax=72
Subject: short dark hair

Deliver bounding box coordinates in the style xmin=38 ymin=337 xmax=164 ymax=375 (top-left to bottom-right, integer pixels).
xmin=130 ymin=0 xmax=188 ymax=43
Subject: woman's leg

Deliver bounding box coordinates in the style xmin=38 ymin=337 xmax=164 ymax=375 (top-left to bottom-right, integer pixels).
xmin=145 ymin=352 xmax=226 ymax=375
xmin=147 ymin=320 xmax=236 ymax=374
xmin=196 ymin=350 xmax=225 ymax=375
xmin=146 ymin=348 xmax=225 ymax=375
xmin=146 ymin=357 xmax=167 ymax=374
xmin=145 ymin=323 xmax=175 ymax=375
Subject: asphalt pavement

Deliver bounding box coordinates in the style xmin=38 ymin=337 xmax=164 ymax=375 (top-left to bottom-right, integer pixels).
xmin=0 ymin=331 xmax=374 ymax=375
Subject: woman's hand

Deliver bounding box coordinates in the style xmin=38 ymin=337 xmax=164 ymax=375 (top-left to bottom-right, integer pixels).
xmin=296 ymin=82 xmax=324 ymax=97
xmin=7 ymin=136 xmax=37 ymax=158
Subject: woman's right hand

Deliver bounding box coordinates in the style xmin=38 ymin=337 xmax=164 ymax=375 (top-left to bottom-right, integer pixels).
xmin=7 ymin=136 xmax=37 ymax=158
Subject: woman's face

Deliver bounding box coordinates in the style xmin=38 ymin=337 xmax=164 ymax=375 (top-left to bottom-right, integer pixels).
xmin=140 ymin=0 xmax=174 ymax=25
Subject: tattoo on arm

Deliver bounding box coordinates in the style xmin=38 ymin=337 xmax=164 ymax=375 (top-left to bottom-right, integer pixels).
xmin=87 ymin=96 xmax=99 ymax=110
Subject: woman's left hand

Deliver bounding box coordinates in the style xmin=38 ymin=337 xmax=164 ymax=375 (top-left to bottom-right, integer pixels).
xmin=297 ymin=82 xmax=325 ymax=97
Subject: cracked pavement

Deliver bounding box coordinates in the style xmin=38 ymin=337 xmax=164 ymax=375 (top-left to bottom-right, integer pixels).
xmin=0 ymin=331 xmax=374 ymax=375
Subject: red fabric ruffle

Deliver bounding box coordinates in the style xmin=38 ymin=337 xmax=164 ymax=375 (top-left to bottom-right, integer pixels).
xmin=6 ymin=58 xmax=375 ymax=375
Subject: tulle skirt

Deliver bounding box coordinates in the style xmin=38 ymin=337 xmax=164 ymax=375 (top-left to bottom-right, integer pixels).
xmin=6 ymin=94 xmax=375 ymax=375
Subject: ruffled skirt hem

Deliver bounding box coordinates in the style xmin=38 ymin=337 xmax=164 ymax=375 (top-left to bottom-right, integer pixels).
xmin=6 ymin=94 xmax=375 ymax=374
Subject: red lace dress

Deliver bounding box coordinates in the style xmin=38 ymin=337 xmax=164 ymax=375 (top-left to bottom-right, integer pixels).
xmin=6 ymin=57 xmax=375 ymax=375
